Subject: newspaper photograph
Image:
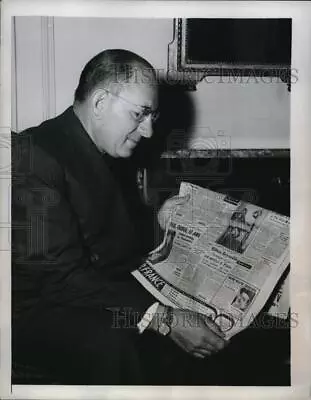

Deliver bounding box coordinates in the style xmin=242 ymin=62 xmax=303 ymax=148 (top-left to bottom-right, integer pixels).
xmin=132 ymin=182 xmax=290 ymax=339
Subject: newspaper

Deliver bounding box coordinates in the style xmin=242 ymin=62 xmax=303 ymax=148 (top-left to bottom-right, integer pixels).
xmin=265 ymin=273 xmax=290 ymax=318
xmin=132 ymin=182 xmax=290 ymax=339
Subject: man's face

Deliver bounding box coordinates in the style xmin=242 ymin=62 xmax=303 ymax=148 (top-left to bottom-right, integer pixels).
xmin=234 ymin=291 xmax=250 ymax=311
xmin=91 ymin=82 xmax=158 ymax=158
xmin=230 ymin=227 xmax=240 ymax=238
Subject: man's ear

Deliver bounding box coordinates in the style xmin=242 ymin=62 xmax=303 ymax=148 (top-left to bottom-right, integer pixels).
xmin=91 ymin=89 xmax=109 ymax=118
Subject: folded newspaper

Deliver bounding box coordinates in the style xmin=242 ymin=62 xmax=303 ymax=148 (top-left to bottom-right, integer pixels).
xmin=132 ymin=182 xmax=290 ymax=339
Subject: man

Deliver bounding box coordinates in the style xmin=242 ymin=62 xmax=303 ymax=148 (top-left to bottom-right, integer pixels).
xmin=12 ymin=49 xmax=226 ymax=385
xmin=231 ymin=288 xmax=253 ymax=312
xmin=217 ymin=225 xmax=244 ymax=253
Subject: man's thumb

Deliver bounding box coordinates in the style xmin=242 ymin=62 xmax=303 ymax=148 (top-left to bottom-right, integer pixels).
xmin=177 ymin=193 xmax=190 ymax=203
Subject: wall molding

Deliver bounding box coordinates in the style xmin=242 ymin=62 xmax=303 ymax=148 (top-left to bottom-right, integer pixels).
xmin=41 ymin=17 xmax=56 ymax=121
xmin=11 ymin=17 xmax=18 ymax=132
xmin=161 ymin=149 xmax=290 ymax=158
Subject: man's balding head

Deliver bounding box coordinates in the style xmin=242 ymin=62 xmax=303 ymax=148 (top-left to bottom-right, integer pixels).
xmin=74 ymin=49 xmax=156 ymax=103
xmin=73 ymin=49 xmax=158 ymax=158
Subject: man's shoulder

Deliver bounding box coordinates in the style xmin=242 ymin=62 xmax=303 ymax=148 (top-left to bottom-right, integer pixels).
xmin=14 ymin=108 xmax=70 ymax=143
xmin=13 ymin=107 xmax=73 ymax=160
xmin=12 ymin=112 xmax=70 ymax=181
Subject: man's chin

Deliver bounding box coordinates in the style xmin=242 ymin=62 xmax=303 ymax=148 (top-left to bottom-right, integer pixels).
xmin=116 ymin=148 xmax=133 ymax=158
xmin=116 ymin=141 xmax=138 ymax=158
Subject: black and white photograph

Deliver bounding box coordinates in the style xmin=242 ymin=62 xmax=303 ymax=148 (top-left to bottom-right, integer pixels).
xmin=216 ymin=203 xmax=264 ymax=253
xmin=231 ymin=286 xmax=256 ymax=312
xmin=216 ymin=225 xmax=248 ymax=253
xmin=1 ymin=1 xmax=311 ymax=399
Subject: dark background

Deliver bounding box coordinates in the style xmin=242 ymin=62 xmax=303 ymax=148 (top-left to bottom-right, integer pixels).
xmin=186 ymin=19 xmax=292 ymax=66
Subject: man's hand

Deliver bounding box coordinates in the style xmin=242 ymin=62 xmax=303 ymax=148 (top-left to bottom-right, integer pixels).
xmin=157 ymin=194 xmax=190 ymax=231
xmin=169 ymin=308 xmax=228 ymax=359
xmin=149 ymin=305 xmax=228 ymax=359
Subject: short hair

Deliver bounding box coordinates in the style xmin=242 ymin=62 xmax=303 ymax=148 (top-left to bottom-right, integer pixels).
xmin=239 ymin=287 xmax=252 ymax=300
xmin=74 ymin=49 xmax=156 ymax=103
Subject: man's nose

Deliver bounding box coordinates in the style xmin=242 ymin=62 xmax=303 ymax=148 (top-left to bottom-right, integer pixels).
xmin=139 ymin=116 xmax=153 ymax=139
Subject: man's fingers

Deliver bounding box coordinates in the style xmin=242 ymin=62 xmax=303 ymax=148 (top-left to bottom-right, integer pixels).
xmin=176 ymin=194 xmax=190 ymax=202
xmin=192 ymin=349 xmax=212 ymax=359
xmin=158 ymin=194 xmax=190 ymax=229
xmin=172 ymin=194 xmax=190 ymax=204
xmin=201 ymin=337 xmax=224 ymax=352
xmin=202 ymin=325 xmax=226 ymax=350
xmin=194 ymin=344 xmax=214 ymax=354
xmin=204 ymin=317 xmax=225 ymax=338
xmin=164 ymin=194 xmax=190 ymax=207
xmin=192 ymin=352 xmax=205 ymax=359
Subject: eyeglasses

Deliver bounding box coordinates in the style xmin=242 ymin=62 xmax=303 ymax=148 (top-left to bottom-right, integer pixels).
xmin=103 ymin=89 xmax=160 ymax=124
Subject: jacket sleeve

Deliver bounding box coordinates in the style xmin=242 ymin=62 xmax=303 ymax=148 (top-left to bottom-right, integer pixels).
xmin=12 ymin=135 xmax=156 ymax=320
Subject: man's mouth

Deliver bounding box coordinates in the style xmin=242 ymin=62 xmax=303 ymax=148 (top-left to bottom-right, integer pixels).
xmin=126 ymin=137 xmax=139 ymax=146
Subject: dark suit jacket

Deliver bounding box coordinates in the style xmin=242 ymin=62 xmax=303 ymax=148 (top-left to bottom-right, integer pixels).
xmin=12 ymin=106 xmax=155 ymax=320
